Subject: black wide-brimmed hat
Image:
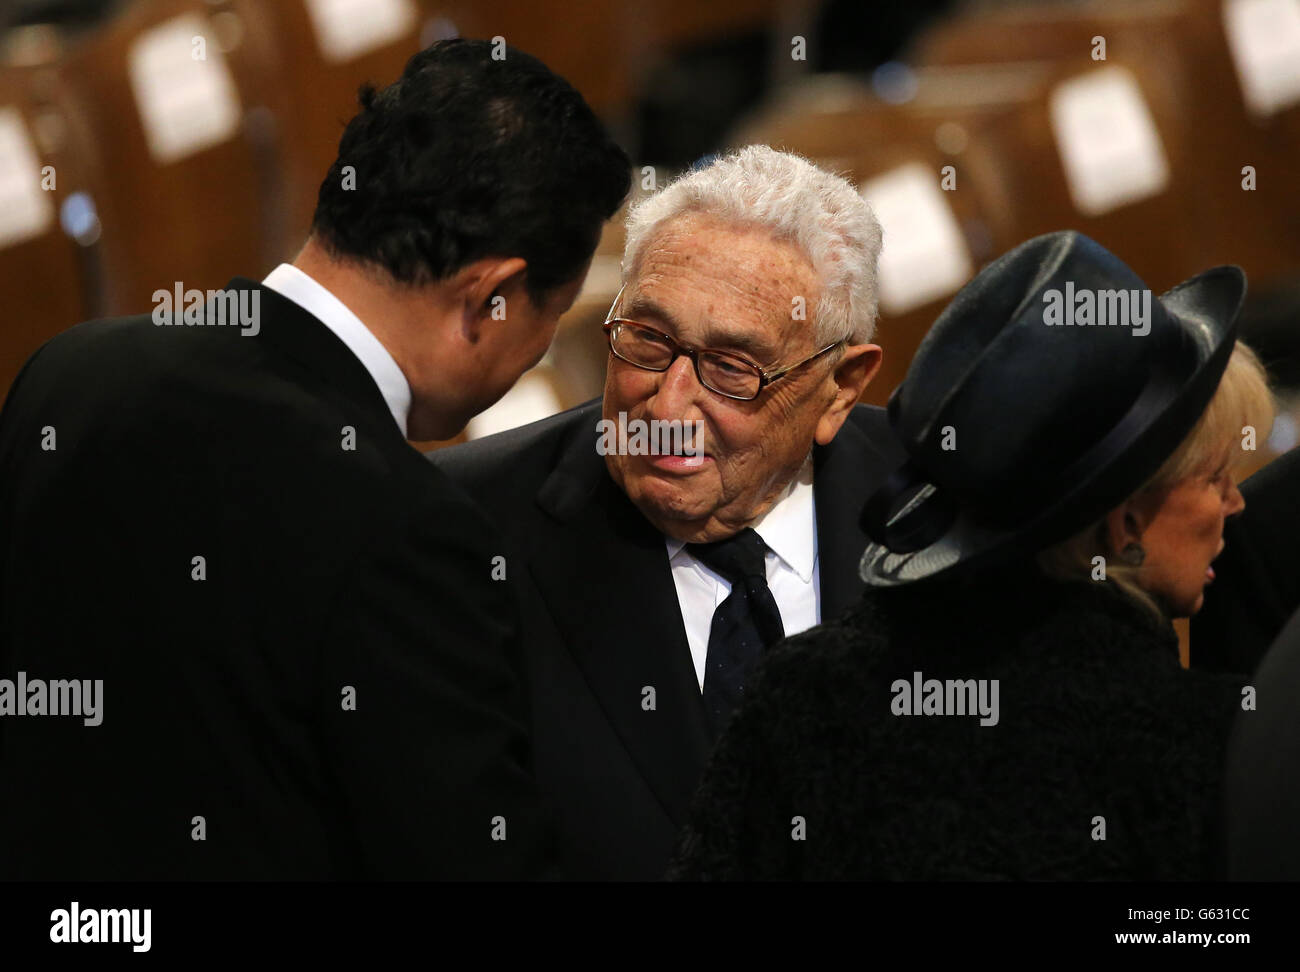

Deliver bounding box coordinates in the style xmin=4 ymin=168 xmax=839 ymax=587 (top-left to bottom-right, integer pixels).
xmin=860 ymin=230 xmax=1244 ymax=587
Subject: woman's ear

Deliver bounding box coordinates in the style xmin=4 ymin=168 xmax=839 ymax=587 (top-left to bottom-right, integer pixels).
xmin=1103 ymin=506 xmax=1138 ymax=556
xmin=1102 ymin=492 xmax=1160 ymax=555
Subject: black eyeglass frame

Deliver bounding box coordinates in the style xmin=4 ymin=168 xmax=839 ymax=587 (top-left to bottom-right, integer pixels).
xmin=600 ymin=284 xmax=845 ymax=402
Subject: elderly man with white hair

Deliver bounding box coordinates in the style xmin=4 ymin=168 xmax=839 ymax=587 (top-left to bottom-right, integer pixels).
xmin=432 ymin=146 xmax=905 ymax=880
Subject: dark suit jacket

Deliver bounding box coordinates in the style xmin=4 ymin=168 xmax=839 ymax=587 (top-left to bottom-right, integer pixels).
xmin=1225 ymin=604 xmax=1300 ymax=878
xmin=0 ymin=279 xmax=550 ymax=879
xmin=432 ymin=400 xmax=906 ymax=879
xmin=1191 ymin=446 xmax=1300 ymax=674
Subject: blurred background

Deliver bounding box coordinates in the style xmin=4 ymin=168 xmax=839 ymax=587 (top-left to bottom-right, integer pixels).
xmin=1 ymin=0 xmax=1298 ymax=466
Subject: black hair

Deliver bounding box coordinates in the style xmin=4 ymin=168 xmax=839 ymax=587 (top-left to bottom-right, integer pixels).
xmin=312 ymin=38 xmax=631 ymax=306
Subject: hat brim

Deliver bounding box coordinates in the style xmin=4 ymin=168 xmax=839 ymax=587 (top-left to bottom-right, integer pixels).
xmin=860 ymin=264 xmax=1246 ymax=587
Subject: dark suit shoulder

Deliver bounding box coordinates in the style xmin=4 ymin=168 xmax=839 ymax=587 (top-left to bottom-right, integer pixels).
xmin=18 ymin=311 xmax=206 ymax=369
xmin=431 ymin=400 xmax=599 ymax=498
xmin=1 ymin=306 xmax=481 ymax=573
xmin=844 ymin=401 xmax=888 ymax=434
xmin=843 ymin=402 xmax=904 ymax=460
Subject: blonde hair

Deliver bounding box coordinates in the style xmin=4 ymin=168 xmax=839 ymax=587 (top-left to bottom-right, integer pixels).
xmin=1038 ymin=340 xmax=1275 ymax=617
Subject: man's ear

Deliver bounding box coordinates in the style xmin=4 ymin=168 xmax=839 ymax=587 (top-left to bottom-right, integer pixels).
xmin=454 ymin=256 xmax=528 ymax=343
xmin=815 ymin=343 xmax=882 ymax=445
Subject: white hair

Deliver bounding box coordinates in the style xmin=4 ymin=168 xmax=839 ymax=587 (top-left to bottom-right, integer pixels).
xmin=622 ymin=145 xmax=883 ymax=344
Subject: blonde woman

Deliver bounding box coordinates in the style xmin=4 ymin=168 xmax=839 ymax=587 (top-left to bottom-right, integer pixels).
xmin=671 ymin=231 xmax=1273 ymax=881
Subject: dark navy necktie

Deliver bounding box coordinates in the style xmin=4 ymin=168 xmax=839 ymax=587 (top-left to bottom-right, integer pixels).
xmin=688 ymin=527 xmax=786 ymax=738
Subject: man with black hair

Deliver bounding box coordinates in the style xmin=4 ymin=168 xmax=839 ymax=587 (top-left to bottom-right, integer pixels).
xmin=0 ymin=38 xmax=630 ymax=879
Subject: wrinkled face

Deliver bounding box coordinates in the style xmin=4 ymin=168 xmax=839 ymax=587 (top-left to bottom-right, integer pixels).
xmin=1137 ymin=464 xmax=1246 ymax=617
xmin=603 ymin=213 xmax=846 ymax=543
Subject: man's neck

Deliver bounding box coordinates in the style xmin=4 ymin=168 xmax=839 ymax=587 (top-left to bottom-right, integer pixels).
xmin=291 ymin=238 xmax=462 ymax=439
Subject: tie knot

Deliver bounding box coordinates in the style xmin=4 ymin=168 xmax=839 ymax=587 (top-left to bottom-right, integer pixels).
xmin=688 ymin=527 xmax=769 ymax=586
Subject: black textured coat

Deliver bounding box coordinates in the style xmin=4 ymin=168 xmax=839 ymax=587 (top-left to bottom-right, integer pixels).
xmin=671 ymin=569 xmax=1246 ymax=880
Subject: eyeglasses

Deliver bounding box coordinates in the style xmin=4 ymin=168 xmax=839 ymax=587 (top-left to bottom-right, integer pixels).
xmin=601 ymin=285 xmax=844 ymax=401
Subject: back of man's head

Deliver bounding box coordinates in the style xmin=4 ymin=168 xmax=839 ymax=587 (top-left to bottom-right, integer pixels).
xmin=312 ymin=38 xmax=631 ymax=306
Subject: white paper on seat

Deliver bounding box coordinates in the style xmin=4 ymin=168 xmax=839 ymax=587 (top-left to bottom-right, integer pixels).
xmin=127 ymin=13 xmax=242 ymax=165
xmin=303 ymin=0 xmax=417 ymax=63
xmin=859 ymin=161 xmax=973 ymax=316
xmin=1223 ymin=0 xmax=1300 ymax=117
xmin=1049 ymin=66 xmax=1170 ymax=217
xmin=0 ymin=107 xmax=54 ymax=249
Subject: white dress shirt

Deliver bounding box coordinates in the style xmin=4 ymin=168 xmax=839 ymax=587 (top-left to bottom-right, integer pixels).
xmin=666 ymin=458 xmax=820 ymax=691
xmin=262 ymin=263 xmax=412 ymax=436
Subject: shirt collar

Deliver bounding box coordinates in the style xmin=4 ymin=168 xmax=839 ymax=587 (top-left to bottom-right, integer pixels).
xmin=261 ymin=263 xmax=411 ymax=436
xmin=665 ymin=456 xmax=817 ymax=582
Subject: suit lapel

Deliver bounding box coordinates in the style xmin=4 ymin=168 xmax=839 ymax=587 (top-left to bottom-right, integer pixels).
xmin=229 ymin=277 xmax=401 ymax=444
xmin=814 ymin=408 xmax=907 ymax=622
xmin=528 ymin=406 xmax=712 ymax=828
